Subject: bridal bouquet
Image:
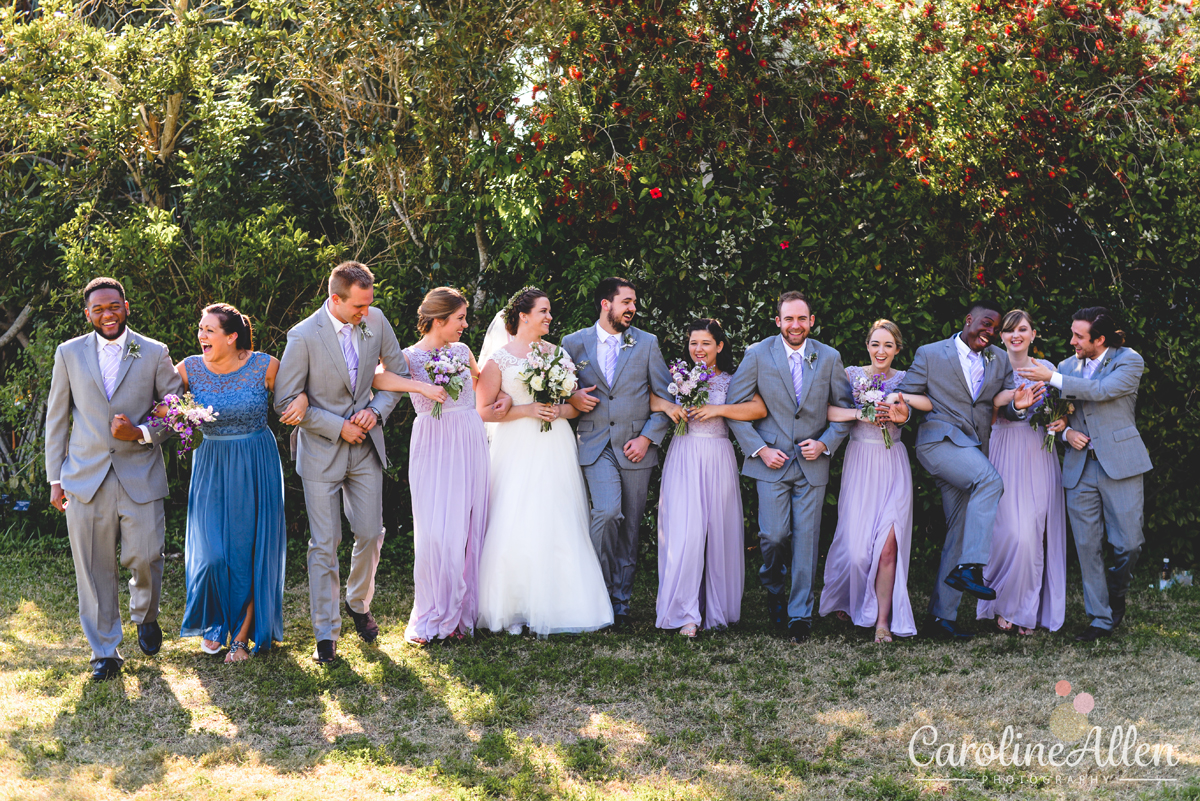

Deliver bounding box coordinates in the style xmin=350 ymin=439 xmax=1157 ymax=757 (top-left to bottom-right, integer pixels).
xmin=149 ymin=392 xmax=218 ymax=455
xmin=667 ymin=359 xmax=715 ymax=436
xmin=852 ymin=372 xmax=893 ymax=449
xmin=424 ymin=345 xmax=471 ymax=420
xmin=518 ymin=341 xmax=579 ymax=432
xmin=1029 ymin=386 xmax=1074 ymax=452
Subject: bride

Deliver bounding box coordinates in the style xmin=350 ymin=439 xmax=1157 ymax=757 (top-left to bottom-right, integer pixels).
xmin=474 ymin=287 xmax=614 ymax=636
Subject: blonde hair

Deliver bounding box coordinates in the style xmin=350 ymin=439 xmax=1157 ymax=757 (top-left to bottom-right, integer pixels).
xmin=329 ymin=261 xmax=374 ymax=299
xmin=1001 ymin=309 xmax=1036 ymax=334
xmin=866 ymin=319 xmax=903 ymax=351
xmin=417 ymin=287 xmax=468 ymax=334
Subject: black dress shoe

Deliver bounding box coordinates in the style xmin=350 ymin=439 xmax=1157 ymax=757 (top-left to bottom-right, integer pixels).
xmin=313 ymin=639 xmax=338 ymax=664
xmin=922 ymin=615 xmax=974 ymax=641
xmin=612 ymin=613 xmax=632 ymax=631
xmin=1109 ymin=595 xmax=1126 ymax=627
xmin=137 ymin=621 xmax=163 ymax=656
xmin=90 ymin=658 xmax=121 ymax=682
xmin=787 ymin=620 xmax=811 ymax=643
xmin=1075 ymin=625 xmax=1113 ymax=642
xmin=944 ymin=564 xmax=997 ymax=601
xmin=344 ymin=601 xmax=379 ymax=643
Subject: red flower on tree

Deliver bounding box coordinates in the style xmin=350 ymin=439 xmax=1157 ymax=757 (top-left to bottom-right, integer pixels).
xmin=649 ymin=187 xmax=663 ymax=198
xmin=780 ymin=241 xmax=790 ymax=249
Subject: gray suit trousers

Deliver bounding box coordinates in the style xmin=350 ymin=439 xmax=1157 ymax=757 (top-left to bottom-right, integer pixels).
xmin=916 ymin=440 xmax=1004 ymax=620
xmin=756 ymin=459 xmax=824 ymax=623
xmin=66 ymin=467 xmax=165 ymax=666
xmin=581 ymin=444 xmax=653 ymax=617
xmin=1067 ymin=458 xmax=1144 ymax=631
xmin=303 ymin=442 xmax=385 ymax=641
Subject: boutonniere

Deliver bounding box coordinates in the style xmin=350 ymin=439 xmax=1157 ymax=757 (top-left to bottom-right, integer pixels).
xmin=358 ymin=322 xmax=373 ymax=339
xmin=805 ymin=350 xmax=818 ymax=368
xmin=982 ymin=350 xmax=995 ymax=364
xmin=577 ymin=360 xmax=591 ymax=370
xmin=1102 ymin=357 xmax=1111 ymax=369
xmin=621 ymin=333 xmax=636 ymax=350
xmin=124 ymin=342 xmax=141 ymax=361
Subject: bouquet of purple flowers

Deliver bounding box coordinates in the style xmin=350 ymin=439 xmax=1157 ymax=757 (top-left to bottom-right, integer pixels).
xmin=1029 ymin=386 xmax=1074 ymax=452
xmin=149 ymin=392 xmax=218 ymax=455
xmin=423 ymin=345 xmax=471 ymax=420
xmin=667 ymin=359 xmax=716 ymax=436
xmin=852 ymin=371 xmax=893 ymax=449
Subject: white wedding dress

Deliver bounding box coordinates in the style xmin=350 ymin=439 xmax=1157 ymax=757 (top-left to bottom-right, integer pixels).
xmin=475 ymin=347 xmax=614 ymax=636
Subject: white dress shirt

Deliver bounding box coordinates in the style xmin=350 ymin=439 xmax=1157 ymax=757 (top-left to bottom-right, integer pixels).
xmin=953 ymin=332 xmax=979 ymax=394
xmin=325 ymin=300 xmax=360 ymax=360
xmin=49 ymin=330 xmax=151 ymax=487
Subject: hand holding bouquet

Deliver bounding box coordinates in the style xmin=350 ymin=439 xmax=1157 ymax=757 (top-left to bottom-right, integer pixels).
xmin=149 ymin=392 xmax=218 ymax=455
xmin=667 ymin=359 xmax=715 ymax=436
xmin=1029 ymin=386 xmax=1074 ymax=452
xmin=853 ymin=372 xmax=893 ymax=449
xmin=518 ymin=342 xmax=579 ymax=432
xmin=424 ymin=346 xmax=471 ymax=420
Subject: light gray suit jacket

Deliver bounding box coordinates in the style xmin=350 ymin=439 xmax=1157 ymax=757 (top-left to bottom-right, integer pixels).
xmin=726 ymin=337 xmax=854 ymax=486
xmin=1056 ymin=347 xmax=1151 ymax=488
xmin=273 ymin=304 xmax=405 ymax=482
xmin=562 ymin=325 xmax=673 ymax=470
xmin=45 ymin=330 xmax=183 ymax=504
xmin=897 ymin=336 xmax=1020 ymax=457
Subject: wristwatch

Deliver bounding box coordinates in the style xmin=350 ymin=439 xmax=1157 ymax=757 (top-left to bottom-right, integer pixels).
xmin=368 ymin=407 xmax=383 ymax=424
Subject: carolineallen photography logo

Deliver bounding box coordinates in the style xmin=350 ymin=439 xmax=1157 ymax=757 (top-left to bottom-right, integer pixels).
xmin=907 ymin=679 xmax=1183 ymax=789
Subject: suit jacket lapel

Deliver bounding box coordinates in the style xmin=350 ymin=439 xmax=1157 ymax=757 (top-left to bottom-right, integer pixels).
xmin=355 ymin=321 xmax=380 ymax=400
xmin=945 ymin=337 xmax=972 ymax=399
xmin=84 ymin=333 xmax=109 ymax=400
xmin=110 ymin=331 xmax=139 ymax=398
xmin=318 ymin=312 xmax=354 ymax=395
xmin=771 ymin=337 xmax=799 ymax=410
xmin=610 ymin=330 xmax=635 ymax=388
xmin=582 ymin=331 xmax=608 ymax=391
xmin=796 ymin=343 xmax=817 ymax=410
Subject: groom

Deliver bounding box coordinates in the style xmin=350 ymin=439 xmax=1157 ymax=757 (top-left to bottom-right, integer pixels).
xmin=564 ymin=277 xmax=673 ymax=629
xmin=725 ymin=291 xmax=855 ymax=643
xmin=45 ymin=277 xmax=183 ymax=681
xmin=274 ymin=261 xmax=406 ymax=663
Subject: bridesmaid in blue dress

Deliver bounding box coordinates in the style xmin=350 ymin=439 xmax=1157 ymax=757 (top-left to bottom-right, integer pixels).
xmin=177 ymin=303 xmax=293 ymax=663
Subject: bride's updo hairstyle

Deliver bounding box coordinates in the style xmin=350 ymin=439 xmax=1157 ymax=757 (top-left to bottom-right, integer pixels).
xmin=417 ymin=287 xmax=468 ymax=334
xmin=503 ymin=286 xmax=548 ymax=335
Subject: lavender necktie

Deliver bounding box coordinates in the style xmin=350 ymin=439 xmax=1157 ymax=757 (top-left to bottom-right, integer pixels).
xmin=340 ymin=324 xmax=359 ymax=392
xmin=1084 ymin=359 xmax=1099 ymax=379
xmin=605 ymin=336 xmax=619 ymax=386
xmin=968 ymin=350 xmax=985 ymax=399
xmin=790 ymin=351 xmax=804 ymax=406
xmin=101 ymin=342 xmax=121 ymax=399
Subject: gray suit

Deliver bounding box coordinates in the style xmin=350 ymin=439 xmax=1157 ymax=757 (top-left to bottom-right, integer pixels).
xmin=726 ymin=336 xmax=854 ymax=622
xmin=562 ymin=325 xmax=672 ymax=617
xmin=45 ymin=330 xmax=183 ymax=666
xmin=1057 ymin=347 xmax=1151 ymax=630
xmin=273 ymin=304 xmax=405 ymax=641
xmin=897 ymin=335 xmax=1020 ymax=620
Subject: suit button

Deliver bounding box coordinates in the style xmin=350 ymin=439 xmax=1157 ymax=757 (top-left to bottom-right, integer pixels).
xmin=609 ymin=396 xmax=614 ymax=401
xmin=795 ymin=412 xmax=801 ymax=419
xmin=610 ymin=421 xmax=615 ymax=426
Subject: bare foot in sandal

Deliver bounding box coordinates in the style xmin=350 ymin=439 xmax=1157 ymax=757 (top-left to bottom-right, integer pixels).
xmin=224 ymin=641 xmax=251 ymax=663
xmin=874 ymin=626 xmax=893 ymax=644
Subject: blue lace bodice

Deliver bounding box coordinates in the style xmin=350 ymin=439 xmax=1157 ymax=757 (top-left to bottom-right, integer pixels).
xmin=185 ymin=352 xmax=270 ymax=436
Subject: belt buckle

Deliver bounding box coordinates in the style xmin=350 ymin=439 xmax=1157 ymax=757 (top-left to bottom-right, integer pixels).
xmin=1087 ymin=449 xmax=1098 ymax=461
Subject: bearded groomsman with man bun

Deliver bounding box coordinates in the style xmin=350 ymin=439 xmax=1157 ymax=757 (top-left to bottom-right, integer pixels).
xmin=1017 ymin=306 xmax=1151 ymax=642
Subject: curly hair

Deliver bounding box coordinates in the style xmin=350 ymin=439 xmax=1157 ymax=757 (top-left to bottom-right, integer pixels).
xmin=503 ymin=287 xmax=549 ymax=335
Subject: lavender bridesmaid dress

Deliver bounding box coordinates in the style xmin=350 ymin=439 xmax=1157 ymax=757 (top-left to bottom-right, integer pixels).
xmin=656 ymin=372 xmax=744 ymax=630
xmin=976 ymin=358 xmax=1067 ymax=631
xmin=403 ymin=343 xmax=490 ymax=641
xmin=819 ymin=367 xmax=916 ymax=637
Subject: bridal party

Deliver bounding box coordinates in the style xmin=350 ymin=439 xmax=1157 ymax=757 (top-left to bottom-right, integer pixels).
xmin=46 ymin=266 xmax=1152 ymax=680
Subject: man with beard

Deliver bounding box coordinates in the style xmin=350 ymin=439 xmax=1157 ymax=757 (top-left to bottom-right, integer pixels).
xmin=725 ymin=291 xmax=855 ymax=643
xmin=564 ymin=277 xmax=673 ymax=629
xmin=45 ymin=277 xmax=184 ymax=681
xmin=889 ymin=300 xmax=1042 ymax=641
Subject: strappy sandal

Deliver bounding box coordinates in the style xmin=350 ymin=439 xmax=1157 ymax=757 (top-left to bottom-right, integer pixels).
xmin=995 ymin=616 xmax=1015 ymax=634
xmin=200 ymin=638 xmax=222 ymax=655
xmin=224 ymin=640 xmax=251 ymax=663
xmin=874 ymin=626 xmax=893 ymax=644
xmin=679 ymin=623 xmax=699 ymax=638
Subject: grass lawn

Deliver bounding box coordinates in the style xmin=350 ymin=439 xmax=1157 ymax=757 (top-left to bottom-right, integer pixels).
xmin=1 ymin=550 xmax=1197 ymax=800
